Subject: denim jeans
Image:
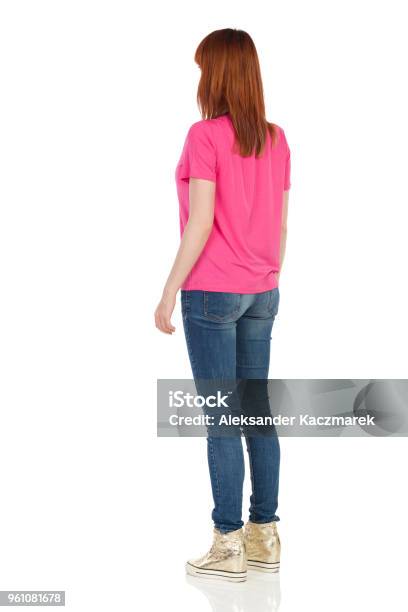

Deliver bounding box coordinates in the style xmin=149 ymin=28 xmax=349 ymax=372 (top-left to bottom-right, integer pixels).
xmin=181 ymin=289 xmax=280 ymax=533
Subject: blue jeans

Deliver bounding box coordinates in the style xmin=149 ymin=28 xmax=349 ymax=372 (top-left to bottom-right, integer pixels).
xmin=181 ymin=289 xmax=280 ymax=533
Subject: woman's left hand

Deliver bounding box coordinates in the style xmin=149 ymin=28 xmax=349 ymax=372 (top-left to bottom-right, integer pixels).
xmin=154 ymin=292 xmax=176 ymax=334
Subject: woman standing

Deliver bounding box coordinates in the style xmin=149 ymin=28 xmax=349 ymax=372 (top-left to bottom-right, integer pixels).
xmin=155 ymin=28 xmax=291 ymax=582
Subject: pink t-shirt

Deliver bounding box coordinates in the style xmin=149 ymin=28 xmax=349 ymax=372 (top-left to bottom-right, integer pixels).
xmin=175 ymin=113 xmax=291 ymax=293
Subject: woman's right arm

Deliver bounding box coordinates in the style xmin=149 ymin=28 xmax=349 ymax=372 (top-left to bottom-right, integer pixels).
xmin=154 ymin=177 xmax=215 ymax=334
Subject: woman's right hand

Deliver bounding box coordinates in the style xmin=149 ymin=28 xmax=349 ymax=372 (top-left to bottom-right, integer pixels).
xmin=154 ymin=292 xmax=176 ymax=334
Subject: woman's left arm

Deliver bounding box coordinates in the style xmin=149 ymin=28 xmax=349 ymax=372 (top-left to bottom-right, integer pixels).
xmin=155 ymin=178 xmax=215 ymax=334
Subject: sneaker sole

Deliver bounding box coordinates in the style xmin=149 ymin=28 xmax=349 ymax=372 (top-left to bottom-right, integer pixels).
xmin=247 ymin=560 xmax=280 ymax=573
xmin=186 ymin=562 xmax=247 ymax=582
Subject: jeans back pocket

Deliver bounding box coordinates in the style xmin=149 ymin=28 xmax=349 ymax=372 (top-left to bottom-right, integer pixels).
xmin=203 ymin=291 xmax=241 ymax=322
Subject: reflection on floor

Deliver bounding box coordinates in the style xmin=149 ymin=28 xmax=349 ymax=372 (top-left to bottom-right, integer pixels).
xmin=186 ymin=571 xmax=281 ymax=612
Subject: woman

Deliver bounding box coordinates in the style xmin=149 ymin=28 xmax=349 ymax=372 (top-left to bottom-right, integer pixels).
xmin=155 ymin=28 xmax=291 ymax=582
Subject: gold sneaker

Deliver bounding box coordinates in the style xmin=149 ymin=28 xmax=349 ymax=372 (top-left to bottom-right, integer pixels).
xmin=186 ymin=528 xmax=247 ymax=582
xmin=244 ymin=521 xmax=280 ymax=573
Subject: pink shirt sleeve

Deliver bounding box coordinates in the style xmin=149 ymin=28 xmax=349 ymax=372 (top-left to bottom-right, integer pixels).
xmin=178 ymin=122 xmax=217 ymax=183
xmin=284 ymin=150 xmax=291 ymax=190
xmin=282 ymin=130 xmax=291 ymax=191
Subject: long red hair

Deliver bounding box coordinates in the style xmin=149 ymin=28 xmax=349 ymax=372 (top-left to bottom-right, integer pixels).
xmin=194 ymin=28 xmax=277 ymax=157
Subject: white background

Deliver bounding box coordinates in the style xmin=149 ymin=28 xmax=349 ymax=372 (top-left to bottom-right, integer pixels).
xmin=0 ymin=1 xmax=407 ymax=611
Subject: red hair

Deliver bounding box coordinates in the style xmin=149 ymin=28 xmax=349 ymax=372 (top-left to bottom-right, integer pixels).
xmin=194 ymin=28 xmax=277 ymax=157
